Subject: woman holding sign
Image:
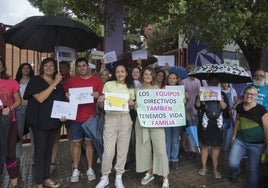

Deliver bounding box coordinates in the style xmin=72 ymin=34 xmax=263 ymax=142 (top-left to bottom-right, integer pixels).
xmin=96 ymin=63 xmax=135 ymax=188
xmin=164 ymin=72 xmax=184 ymax=170
xmin=135 ymin=67 xmax=169 ymax=188
xmin=195 ymin=75 xmax=229 ymax=179
xmin=24 ymin=58 xmax=65 ymax=188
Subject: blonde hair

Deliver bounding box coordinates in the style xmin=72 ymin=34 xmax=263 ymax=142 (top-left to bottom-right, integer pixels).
xmin=98 ymin=68 xmax=110 ymax=77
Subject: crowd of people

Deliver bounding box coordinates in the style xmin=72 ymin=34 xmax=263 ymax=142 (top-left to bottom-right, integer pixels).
xmin=1 ymin=56 xmax=268 ymax=188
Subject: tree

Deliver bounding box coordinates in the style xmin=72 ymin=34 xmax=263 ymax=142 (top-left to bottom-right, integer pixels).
xmin=171 ymin=0 xmax=268 ymax=73
xmin=27 ymin=0 xmax=177 ymax=45
xmin=28 ymin=0 xmax=69 ymax=16
xmin=27 ymin=0 xmax=268 ymax=73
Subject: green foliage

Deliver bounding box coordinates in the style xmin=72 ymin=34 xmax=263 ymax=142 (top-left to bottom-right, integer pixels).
xmin=172 ymin=0 xmax=268 ymax=72
xmin=27 ymin=0 xmax=268 ymax=72
xmin=146 ymin=24 xmax=178 ymax=54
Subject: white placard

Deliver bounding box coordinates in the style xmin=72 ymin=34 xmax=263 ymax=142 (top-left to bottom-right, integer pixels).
xmin=224 ymin=59 xmax=239 ymax=67
xmin=103 ymin=51 xmax=117 ymax=64
xmin=132 ymin=49 xmax=148 ymax=60
xmin=165 ymin=85 xmax=185 ymax=91
xmin=200 ymin=86 xmax=221 ymax=101
xmin=91 ymin=50 xmax=104 ymax=60
xmin=51 ymin=101 xmax=78 ymax=120
xmin=55 ymin=46 xmax=76 ymax=61
xmin=104 ymin=92 xmax=129 ymax=111
xmin=69 ymin=87 xmax=94 ymax=104
xmin=136 ymin=89 xmax=186 ymax=127
xmin=88 ymin=63 xmax=96 ymax=69
xmin=154 ymin=55 xmax=175 ymax=66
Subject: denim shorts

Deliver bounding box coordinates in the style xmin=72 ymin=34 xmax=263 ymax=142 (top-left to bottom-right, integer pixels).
xmin=69 ymin=121 xmax=91 ymax=142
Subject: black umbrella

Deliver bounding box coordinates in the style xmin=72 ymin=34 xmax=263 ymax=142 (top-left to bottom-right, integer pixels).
xmin=188 ymin=64 xmax=252 ymax=84
xmin=3 ymin=15 xmax=100 ymax=52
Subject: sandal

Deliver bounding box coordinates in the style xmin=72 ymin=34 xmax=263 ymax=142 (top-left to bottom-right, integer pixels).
xmin=198 ymin=168 xmax=207 ymax=176
xmin=214 ymin=171 xmax=222 ymax=179
xmin=43 ymin=182 xmax=60 ymax=188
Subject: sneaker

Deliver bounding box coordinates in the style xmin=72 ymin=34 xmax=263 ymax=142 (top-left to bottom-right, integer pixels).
xmin=214 ymin=171 xmax=222 ymax=179
xmin=115 ymin=175 xmax=125 ymax=188
xmin=70 ymin=168 xmax=80 ymax=182
xmin=87 ymin=168 xmax=96 ymax=181
xmin=95 ymin=176 xmax=109 ymax=188
xmin=162 ymin=178 xmax=169 ymax=188
xmin=198 ymin=168 xmax=207 ymax=176
xmin=141 ymin=173 xmax=154 ymax=185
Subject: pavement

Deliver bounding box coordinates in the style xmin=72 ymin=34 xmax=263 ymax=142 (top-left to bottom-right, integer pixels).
xmin=1 ymin=140 xmax=268 ymax=188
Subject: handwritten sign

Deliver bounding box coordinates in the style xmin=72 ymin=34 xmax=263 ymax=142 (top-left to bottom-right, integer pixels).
xmin=132 ymin=49 xmax=148 ymax=60
xmin=104 ymin=92 xmax=130 ymax=111
xmin=51 ymin=101 xmax=78 ymax=120
xmin=154 ymin=55 xmax=175 ymax=66
xmin=137 ymin=89 xmax=186 ymax=128
xmin=91 ymin=50 xmax=104 ymax=60
xmin=200 ymin=86 xmax=221 ymax=101
xmin=69 ymin=87 xmax=94 ymax=104
xmin=103 ymin=51 xmax=117 ymax=64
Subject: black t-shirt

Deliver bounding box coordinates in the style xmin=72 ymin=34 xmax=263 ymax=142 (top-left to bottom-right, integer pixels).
xmin=24 ymin=76 xmax=66 ymax=130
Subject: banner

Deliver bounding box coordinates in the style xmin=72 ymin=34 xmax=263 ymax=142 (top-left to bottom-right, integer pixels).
xmin=136 ymin=88 xmax=186 ymax=127
xmin=55 ymin=46 xmax=76 ymax=61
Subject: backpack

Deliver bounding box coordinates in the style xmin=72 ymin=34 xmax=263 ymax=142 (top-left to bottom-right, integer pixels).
xmin=203 ymin=101 xmax=222 ymax=119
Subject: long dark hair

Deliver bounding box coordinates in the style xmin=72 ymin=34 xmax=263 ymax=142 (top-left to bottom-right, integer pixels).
xmin=39 ymin=58 xmax=57 ymax=78
xmin=15 ymin=63 xmax=34 ymax=82
xmin=0 ymin=56 xmax=10 ymax=79
xmin=156 ymin=69 xmax=166 ymax=85
xmin=110 ymin=63 xmax=134 ymax=89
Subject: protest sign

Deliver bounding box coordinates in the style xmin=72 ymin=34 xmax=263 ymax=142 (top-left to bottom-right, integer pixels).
xmin=136 ymin=88 xmax=186 ymax=127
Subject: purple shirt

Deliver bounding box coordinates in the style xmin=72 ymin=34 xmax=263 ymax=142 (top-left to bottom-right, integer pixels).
xmin=182 ymin=77 xmax=201 ymax=116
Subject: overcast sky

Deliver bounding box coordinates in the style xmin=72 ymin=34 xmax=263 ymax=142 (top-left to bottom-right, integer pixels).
xmin=0 ymin=0 xmax=43 ymax=26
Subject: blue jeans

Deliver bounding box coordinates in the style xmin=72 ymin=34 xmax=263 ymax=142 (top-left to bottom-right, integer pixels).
xmin=165 ymin=126 xmax=183 ymax=162
xmin=222 ymin=119 xmax=234 ymax=152
xmin=69 ymin=121 xmax=92 ymax=142
xmin=15 ymin=105 xmax=27 ymax=158
xmin=229 ymin=139 xmax=265 ymax=188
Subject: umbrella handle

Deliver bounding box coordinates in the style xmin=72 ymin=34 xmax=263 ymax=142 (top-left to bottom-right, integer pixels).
xmin=56 ymin=49 xmax=60 ymax=73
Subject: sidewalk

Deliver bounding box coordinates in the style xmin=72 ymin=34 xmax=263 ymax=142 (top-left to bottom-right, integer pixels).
xmin=1 ymin=140 xmax=268 ymax=188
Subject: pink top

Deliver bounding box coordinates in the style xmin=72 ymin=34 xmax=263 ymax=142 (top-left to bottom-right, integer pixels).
xmin=0 ymin=78 xmax=20 ymax=120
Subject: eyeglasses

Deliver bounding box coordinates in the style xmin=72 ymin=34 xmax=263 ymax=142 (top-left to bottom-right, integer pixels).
xmin=254 ymin=74 xmax=265 ymax=78
xmin=244 ymin=92 xmax=257 ymax=96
